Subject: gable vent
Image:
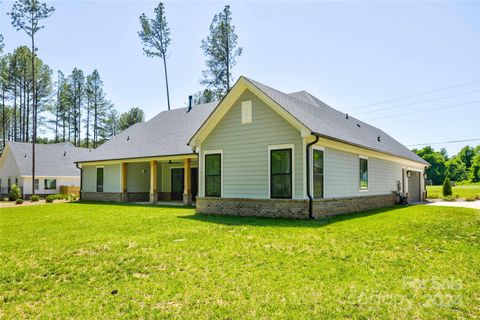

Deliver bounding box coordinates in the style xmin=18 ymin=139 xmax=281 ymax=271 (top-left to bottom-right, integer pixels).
xmin=241 ymin=100 xmax=252 ymax=124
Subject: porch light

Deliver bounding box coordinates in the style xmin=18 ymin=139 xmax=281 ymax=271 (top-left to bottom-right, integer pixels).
xmin=423 ymin=173 xmax=428 ymax=179
xmin=141 ymin=169 xmax=146 ymax=173
xmin=407 ymin=171 xmax=412 ymax=178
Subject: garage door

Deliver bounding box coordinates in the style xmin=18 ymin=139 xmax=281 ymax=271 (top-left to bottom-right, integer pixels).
xmin=407 ymin=171 xmax=420 ymax=202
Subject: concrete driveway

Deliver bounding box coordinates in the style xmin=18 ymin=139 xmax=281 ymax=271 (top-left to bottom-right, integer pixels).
xmin=425 ymin=200 xmax=480 ymax=209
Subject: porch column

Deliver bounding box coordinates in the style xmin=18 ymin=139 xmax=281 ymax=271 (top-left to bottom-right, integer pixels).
xmin=149 ymin=160 xmax=157 ymax=204
xmin=183 ymin=158 xmax=192 ymax=205
xmin=121 ymin=162 xmax=128 ymax=202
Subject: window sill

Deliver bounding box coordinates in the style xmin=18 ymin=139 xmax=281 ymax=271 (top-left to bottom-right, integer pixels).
xmin=359 ymin=189 xmax=369 ymax=192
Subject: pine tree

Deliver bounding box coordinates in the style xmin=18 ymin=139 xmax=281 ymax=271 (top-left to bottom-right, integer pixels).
xmin=139 ymin=2 xmax=172 ymax=110
xmin=199 ymin=5 xmax=242 ymax=101
xmin=442 ymin=177 xmax=452 ymax=196
xmin=9 ymin=0 xmax=54 ymax=195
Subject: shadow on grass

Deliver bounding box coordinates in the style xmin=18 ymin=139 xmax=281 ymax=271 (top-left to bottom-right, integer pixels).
xmin=180 ymin=206 xmax=403 ymax=228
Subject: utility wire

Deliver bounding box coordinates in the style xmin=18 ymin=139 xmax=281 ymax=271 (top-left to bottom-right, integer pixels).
xmin=367 ymin=100 xmax=479 ymax=121
xmin=406 ymin=139 xmax=480 ymax=147
xmin=346 ymin=80 xmax=479 ymax=111
xmin=353 ymin=90 xmax=480 ymax=116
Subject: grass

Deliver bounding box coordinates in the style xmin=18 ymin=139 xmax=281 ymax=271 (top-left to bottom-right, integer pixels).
xmin=427 ymin=184 xmax=480 ymax=199
xmin=0 ymin=203 xmax=479 ymax=319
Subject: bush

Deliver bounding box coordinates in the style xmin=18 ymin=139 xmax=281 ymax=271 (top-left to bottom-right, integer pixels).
xmin=69 ymin=193 xmax=77 ymax=202
xmin=442 ymin=177 xmax=452 ymax=196
xmin=465 ymin=196 xmax=476 ymax=202
xmin=15 ymin=198 xmax=23 ymax=205
xmin=476 ymin=195 xmax=480 ymax=200
xmin=10 ymin=184 xmax=21 ymax=200
xmin=53 ymin=194 xmax=68 ymax=200
xmin=31 ymin=195 xmax=40 ymax=202
xmin=45 ymin=195 xmax=55 ymax=203
xmin=3 ymin=197 xmax=10 ymax=201
xmin=443 ymin=195 xmax=456 ymax=202
xmin=427 ymin=193 xmax=439 ymax=199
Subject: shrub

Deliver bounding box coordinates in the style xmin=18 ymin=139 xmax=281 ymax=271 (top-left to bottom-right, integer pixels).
xmin=443 ymin=195 xmax=456 ymax=202
xmin=69 ymin=193 xmax=77 ymax=202
xmin=53 ymin=194 xmax=68 ymax=200
xmin=3 ymin=197 xmax=10 ymax=201
xmin=46 ymin=195 xmax=55 ymax=203
xmin=10 ymin=184 xmax=21 ymax=200
xmin=442 ymin=177 xmax=452 ymax=196
xmin=465 ymin=196 xmax=476 ymax=202
xmin=15 ymin=198 xmax=24 ymax=205
xmin=31 ymin=195 xmax=40 ymax=202
xmin=427 ymin=193 xmax=439 ymax=199
xmin=475 ymin=195 xmax=480 ymax=200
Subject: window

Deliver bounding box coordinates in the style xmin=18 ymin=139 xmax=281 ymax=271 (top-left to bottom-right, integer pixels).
xmin=96 ymin=167 xmax=104 ymax=192
xmin=313 ymin=149 xmax=324 ymax=198
xmin=359 ymin=158 xmax=368 ymax=190
xmin=270 ymin=149 xmax=292 ymax=198
xmin=205 ymin=154 xmax=221 ymax=197
xmin=44 ymin=179 xmax=57 ymax=190
xmin=15 ymin=178 xmax=18 ymax=185
xmin=7 ymin=178 xmax=11 ymax=192
xmin=34 ymin=179 xmax=39 ymax=190
xmin=241 ymin=100 xmax=252 ymax=124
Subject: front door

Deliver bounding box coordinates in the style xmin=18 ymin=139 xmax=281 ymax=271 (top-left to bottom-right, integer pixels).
xmin=171 ymin=168 xmax=184 ymax=200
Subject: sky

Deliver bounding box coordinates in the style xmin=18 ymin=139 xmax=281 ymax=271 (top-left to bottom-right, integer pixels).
xmin=1 ymin=0 xmax=479 ymax=156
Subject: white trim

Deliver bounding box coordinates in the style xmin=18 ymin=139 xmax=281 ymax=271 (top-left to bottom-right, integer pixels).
xmin=268 ymin=144 xmax=295 ymax=199
xmin=359 ymin=154 xmax=368 ymax=160
xmin=310 ymin=145 xmax=325 ymax=199
xmin=203 ymin=149 xmax=224 ymax=197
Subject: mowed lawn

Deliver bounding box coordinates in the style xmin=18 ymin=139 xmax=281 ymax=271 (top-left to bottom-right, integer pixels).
xmin=427 ymin=184 xmax=480 ymax=199
xmin=0 ymin=203 xmax=479 ymax=319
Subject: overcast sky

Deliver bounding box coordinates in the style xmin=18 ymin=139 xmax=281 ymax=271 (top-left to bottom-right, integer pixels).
xmin=1 ymin=1 xmax=479 ymax=155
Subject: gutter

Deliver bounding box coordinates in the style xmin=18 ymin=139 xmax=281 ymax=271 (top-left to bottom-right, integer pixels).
xmin=76 ymin=163 xmax=82 ymax=201
xmin=306 ymin=134 xmax=320 ymax=219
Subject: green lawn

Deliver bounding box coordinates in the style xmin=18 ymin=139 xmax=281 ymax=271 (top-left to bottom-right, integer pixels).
xmin=1 ymin=203 xmax=479 ymax=319
xmin=427 ymin=184 xmax=480 ymax=199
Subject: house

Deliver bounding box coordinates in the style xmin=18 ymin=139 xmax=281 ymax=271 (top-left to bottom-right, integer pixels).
xmin=75 ymin=77 xmax=429 ymax=219
xmin=0 ymin=142 xmax=89 ymax=198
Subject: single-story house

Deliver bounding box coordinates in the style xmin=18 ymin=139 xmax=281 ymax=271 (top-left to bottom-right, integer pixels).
xmin=75 ymin=76 xmax=428 ymax=219
xmin=0 ymin=142 xmax=89 ymax=198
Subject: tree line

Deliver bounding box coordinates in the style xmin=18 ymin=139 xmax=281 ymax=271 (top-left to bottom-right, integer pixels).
xmin=413 ymin=145 xmax=480 ymax=184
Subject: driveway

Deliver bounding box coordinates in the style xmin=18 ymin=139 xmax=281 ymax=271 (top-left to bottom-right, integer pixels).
xmin=425 ymin=200 xmax=480 ymax=209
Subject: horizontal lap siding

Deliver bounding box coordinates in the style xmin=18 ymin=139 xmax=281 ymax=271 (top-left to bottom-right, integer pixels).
xmin=82 ymin=165 xmax=96 ymax=192
xmin=202 ymin=90 xmax=303 ymax=199
xmin=324 ymin=147 xmax=403 ymax=198
xmin=105 ymin=164 xmax=121 ymax=192
xmin=127 ymin=162 xmax=149 ymax=192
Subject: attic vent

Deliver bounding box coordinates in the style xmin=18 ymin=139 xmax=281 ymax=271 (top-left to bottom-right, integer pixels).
xmin=24 ymin=154 xmax=27 ymax=158
xmin=357 ymin=124 xmax=361 ymax=128
xmin=377 ymin=135 xmax=381 ymax=142
xmin=345 ymin=113 xmax=349 ymax=119
xmin=241 ymin=100 xmax=252 ymax=124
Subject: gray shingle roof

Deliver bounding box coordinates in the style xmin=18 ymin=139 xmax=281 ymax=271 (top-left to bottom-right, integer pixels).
xmin=246 ymin=78 xmax=428 ymax=165
xmin=7 ymin=142 xmax=90 ymax=176
xmin=77 ymin=101 xmax=218 ymax=162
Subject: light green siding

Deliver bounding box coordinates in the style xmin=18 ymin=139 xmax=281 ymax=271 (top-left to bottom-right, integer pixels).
xmin=105 ymin=164 xmax=120 ymax=192
xmin=159 ymin=160 xmax=198 ymax=192
xmin=201 ymin=90 xmax=304 ymax=199
xmin=127 ymin=162 xmax=149 ymax=192
xmin=324 ymin=147 xmax=404 ymax=197
xmin=82 ymin=165 xmax=96 ymax=192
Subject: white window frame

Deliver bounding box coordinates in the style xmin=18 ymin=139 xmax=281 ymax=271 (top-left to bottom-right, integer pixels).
xmin=241 ymin=100 xmax=252 ymax=124
xmin=34 ymin=178 xmax=40 ymax=191
xmin=359 ymin=155 xmax=369 ymax=192
xmin=311 ymin=145 xmax=325 ymax=199
xmin=268 ymin=144 xmax=295 ymax=199
xmin=96 ymin=165 xmax=105 ymax=193
xmin=203 ymin=149 xmax=223 ymax=197
xmin=44 ymin=178 xmax=57 ymax=190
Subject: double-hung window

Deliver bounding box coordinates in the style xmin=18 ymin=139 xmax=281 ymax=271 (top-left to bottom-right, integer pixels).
xmin=96 ymin=167 xmax=104 ymax=192
xmin=359 ymin=157 xmax=368 ymax=190
xmin=313 ymin=148 xmax=324 ymax=198
xmin=44 ymin=179 xmax=57 ymax=190
xmin=34 ymin=179 xmax=40 ymax=190
xmin=270 ymin=149 xmax=292 ymax=199
xmin=205 ymin=154 xmax=221 ymax=197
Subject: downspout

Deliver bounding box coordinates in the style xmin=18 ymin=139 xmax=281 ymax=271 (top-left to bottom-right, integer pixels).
xmin=76 ymin=163 xmax=82 ymax=201
xmin=306 ymin=134 xmax=320 ymax=219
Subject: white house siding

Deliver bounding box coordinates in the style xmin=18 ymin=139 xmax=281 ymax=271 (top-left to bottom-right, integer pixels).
xmin=200 ymin=90 xmax=304 ymax=199
xmin=22 ymin=176 xmax=80 ymax=195
xmin=127 ymin=162 xmax=149 ymax=192
xmin=82 ymin=164 xmax=120 ymax=192
xmin=324 ymin=147 xmax=409 ymax=198
xmin=0 ymin=149 xmax=21 ymax=190
xmin=82 ymin=165 xmax=96 ymax=192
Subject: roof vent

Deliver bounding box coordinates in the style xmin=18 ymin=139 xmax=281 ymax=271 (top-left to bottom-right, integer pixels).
xmin=345 ymin=113 xmax=349 ymax=119
xmin=127 ymin=136 xmax=130 ymax=141
xmin=24 ymin=154 xmax=27 ymax=158
xmin=63 ymin=151 xmax=66 ymax=156
xmin=377 ymin=135 xmax=381 ymax=142
xmin=187 ymin=95 xmax=193 ymax=113
xmin=357 ymin=124 xmax=361 ymax=128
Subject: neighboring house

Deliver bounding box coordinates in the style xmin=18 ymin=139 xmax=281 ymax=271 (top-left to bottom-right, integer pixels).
xmin=0 ymin=142 xmax=89 ymax=198
xmin=75 ymin=76 xmax=429 ymax=219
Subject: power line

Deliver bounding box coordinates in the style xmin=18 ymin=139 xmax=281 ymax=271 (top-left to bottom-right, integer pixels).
xmin=346 ymin=80 xmax=479 ymax=111
xmin=368 ymin=100 xmax=479 ymax=121
xmin=406 ymin=138 xmax=480 ymax=147
xmin=353 ymin=89 xmax=480 ymax=116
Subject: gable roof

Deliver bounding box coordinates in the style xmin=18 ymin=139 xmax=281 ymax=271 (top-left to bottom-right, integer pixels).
xmin=191 ymin=76 xmax=428 ymax=165
xmin=5 ymin=142 xmax=90 ymax=176
xmin=76 ymin=101 xmax=218 ymax=163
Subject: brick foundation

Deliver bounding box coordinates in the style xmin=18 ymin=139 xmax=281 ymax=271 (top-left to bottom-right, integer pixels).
xmin=81 ymin=192 xmax=122 ymax=202
xmin=196 ymin=194 xmax=396 ymax=219
xmin=158 ymin=192 xmax=171 ymax=201
xmin=127 ymin=192 xmax=149 ymax=202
